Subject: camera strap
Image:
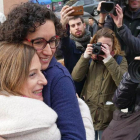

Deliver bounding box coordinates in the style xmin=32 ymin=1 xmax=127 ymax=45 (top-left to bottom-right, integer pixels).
xmin=115 ymin=55 xmax=123 ymax=65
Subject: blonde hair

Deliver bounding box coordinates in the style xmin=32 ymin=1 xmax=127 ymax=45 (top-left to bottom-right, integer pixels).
xmin=0 ymin=42 xmax=36 ymax=96
xmin=90 ymin=28 xmax=124 ymax=56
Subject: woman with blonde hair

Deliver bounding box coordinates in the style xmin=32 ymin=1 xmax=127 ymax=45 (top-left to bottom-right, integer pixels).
xmin=72 ymin=28 xmax=128 ymax=140
xmin=0 ymin=42 xmax=95 ymax=140
xmin=0 ymin=42 xmax=61 ymax=140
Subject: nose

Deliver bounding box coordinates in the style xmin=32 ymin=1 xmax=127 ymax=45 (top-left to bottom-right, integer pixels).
xmin=38 ymin=72 xmax=47 ymax=86
xmin=75 ymin=24 xmax=79 ymax=29
xmin=42 ymin=44 xmax=53 ymax=55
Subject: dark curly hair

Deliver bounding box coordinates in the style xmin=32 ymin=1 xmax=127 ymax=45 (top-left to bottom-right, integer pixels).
xmin=0 ymin=2 xmax=63 ymax=43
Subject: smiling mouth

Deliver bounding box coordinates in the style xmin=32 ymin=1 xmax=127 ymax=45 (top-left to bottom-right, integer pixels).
xmin=40 ymin=58 xmax=49 ymax=63
xmin=33 ymin=90 xmax=43 ymax=96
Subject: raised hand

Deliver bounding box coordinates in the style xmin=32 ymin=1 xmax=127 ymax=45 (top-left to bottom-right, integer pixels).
xmin=99 ymin=44 xmax=112 ymax=59
xmin=60 ymin=6 xmax=74 ymax=29
xmin=110 ymin=4 xmax=123 ymax=28
xmin=97 ymin=1 xmax=108 ymax=26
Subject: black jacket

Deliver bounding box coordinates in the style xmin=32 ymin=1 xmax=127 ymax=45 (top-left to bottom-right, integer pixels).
xmin=113 ymin=72 xmax=140 ymax=112
xmin=105 ymin=6 xmax=140 ymax=64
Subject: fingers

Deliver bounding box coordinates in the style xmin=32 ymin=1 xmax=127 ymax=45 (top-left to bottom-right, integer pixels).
xmin=135 ymin=56 xmax=140 ymax=60
xmin=101 ymin=44 xmax=109 ymax=50
xmin=61 ymin=6 xmax=74 ymax=17
xmin=85 ymin=44 xmax=93 ymax=55
xmin=114 ymin=4 xmax=123 ymax=17
xmin=60 ymin=5 xmax=70 ymax=12
xmin=97 ymin=1 xmax=106 ymax=11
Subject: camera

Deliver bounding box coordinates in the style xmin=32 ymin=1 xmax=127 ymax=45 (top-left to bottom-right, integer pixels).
xmin=100 ymin=0 xmax=126 ymax=15
xmin=128 ymin=60 xmax=140 ymax=83
xmin=92 ymin=42 xmax=104 ymax=55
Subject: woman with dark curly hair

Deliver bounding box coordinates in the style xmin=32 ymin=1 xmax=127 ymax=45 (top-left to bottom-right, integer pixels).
xmin=0 ymin=2 xmax=86 ymax=140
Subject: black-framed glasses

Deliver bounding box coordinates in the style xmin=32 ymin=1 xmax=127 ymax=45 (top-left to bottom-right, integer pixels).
xmin=26 ymin=35 xmax=60 ymax=51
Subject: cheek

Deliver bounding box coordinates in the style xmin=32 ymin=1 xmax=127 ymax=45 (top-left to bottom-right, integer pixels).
xmin=36 ymin=51 xmax=42 ymax=58
xmin=52 ymin=49 xmax=56 ymax=55
xmin=109 ymin=46 xmax=113 ymax=52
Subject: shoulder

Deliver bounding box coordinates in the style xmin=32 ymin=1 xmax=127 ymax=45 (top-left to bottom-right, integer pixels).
xmin=44 ymin=61 xmax=74 ymax=85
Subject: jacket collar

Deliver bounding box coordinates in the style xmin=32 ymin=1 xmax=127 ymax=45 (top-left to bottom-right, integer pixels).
xmin=124 ymin=5 xmax=140 ymax=19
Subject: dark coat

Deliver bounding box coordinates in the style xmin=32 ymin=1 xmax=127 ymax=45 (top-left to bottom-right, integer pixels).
xmin=101 ymin=72 xmax=140 ymax=140
xmin=113 ymin=72 xmax=140 ymax=112
xmin=105 ymin=6 xmax=140 ymax=64
xmin=61 ymin=28 xmax=87 ymax=95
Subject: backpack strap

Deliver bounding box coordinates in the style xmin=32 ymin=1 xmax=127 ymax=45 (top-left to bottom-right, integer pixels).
xmin=115 ymin=55 xmax=123 ymax=65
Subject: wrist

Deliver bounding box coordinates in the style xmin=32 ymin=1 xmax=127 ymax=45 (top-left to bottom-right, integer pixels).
xmin=103 ymin=55 xmax=112 ymax=63
xmin=117 ymin=25 xmax=124 ymax=31
xmin=98 ymin=20 xmax=105 ymax=26
xmin=84 ymin=52 xmax=91 ymax=59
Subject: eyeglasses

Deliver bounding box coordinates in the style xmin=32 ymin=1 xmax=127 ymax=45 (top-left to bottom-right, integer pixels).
xmin=26 ymin=35 xmax=60 ymax=51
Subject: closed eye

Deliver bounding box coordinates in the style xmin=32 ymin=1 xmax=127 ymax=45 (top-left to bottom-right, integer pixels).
xmin=29 ymin=72 xmax=36 ymax=77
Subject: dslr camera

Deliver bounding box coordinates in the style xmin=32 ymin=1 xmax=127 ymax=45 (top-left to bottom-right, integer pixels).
xmin=92 ymin=42 xmax=104 ymax=55
xmin=100 ymin=0 xmax=126 ymax=15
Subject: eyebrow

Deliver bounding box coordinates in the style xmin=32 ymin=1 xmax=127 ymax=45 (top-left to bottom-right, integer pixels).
xmin=31 ymin=35 xmax=57 ymax=42
xmin=70 ymin=22 xmax=82 ymax=26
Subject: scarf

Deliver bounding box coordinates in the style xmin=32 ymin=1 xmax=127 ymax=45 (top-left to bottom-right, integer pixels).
xmin=0 ymin=94 xmax=61 ymax=140
xmin=70 ymin=29 xmax=91 ymax=51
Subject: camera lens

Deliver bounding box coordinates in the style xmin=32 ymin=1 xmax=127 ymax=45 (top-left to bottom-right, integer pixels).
xmin=128 ymin=60 xmax=140 ymax=83
xmin=93 ymin=48 xmax=99 ymax=54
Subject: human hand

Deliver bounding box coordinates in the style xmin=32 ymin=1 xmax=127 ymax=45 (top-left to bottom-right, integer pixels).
xmin=97 ymin=1 xmax=107 ymax=25
xmin=99 ymin=44 xmax=111 ymax=59
xmin=109 ymin=4 xmax=123 ymax=28
xmin=60 ymin=5 xmax=74 ymax=29
xmin=134 ymin=56 xmax=140 ymax=60
xmin=84 ymin=44 xmax=93 ymax=58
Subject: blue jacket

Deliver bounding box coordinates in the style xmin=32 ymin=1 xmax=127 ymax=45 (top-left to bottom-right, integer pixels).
xmin=42 ymin=57 xmax=86 ymax=140
xmin=61 ymin=30 xmax=86 ymax=95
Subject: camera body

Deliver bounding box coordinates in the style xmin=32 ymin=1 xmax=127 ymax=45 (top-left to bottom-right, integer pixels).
xmin=92 ymin=42 xmax=104 ymax=55
xmin=100 ymin=0 xmax=126 ymax=15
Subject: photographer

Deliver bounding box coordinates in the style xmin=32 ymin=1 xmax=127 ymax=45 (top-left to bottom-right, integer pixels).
xmin=101 ymin=56 xmax=140 ymax=140
xmin=98 ymin=0 xmax=140 ymax=64
xmin=72 ymin=28 xmax=128 ymax=140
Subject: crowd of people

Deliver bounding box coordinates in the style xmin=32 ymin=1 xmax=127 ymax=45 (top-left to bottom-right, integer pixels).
xmin=0 ymin=0 xmax=140 ymax=140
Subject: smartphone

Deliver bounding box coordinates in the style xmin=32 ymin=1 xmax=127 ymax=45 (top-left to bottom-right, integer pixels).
xmin=69 ymin=6 xmax=84 ymax=16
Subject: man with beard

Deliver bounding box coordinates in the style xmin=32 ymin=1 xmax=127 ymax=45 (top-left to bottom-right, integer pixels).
xmin=60 ymin=6 xmax=91 ymax=96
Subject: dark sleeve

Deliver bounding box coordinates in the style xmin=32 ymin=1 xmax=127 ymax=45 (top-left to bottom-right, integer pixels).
xmin=113 ymin=72 xmax=138 ymax=109
xmin=51 ymin=75 xmax=86 ymax=140
xmin=61 ymin=25 xmax=71 ymax=54
xmin=117 ymin=24 xmax=140 ymax=54
xmin=97 ymin=15 xmax=114 ymax=30
xmin=104 ymin=15 xmax=115 ymax=30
